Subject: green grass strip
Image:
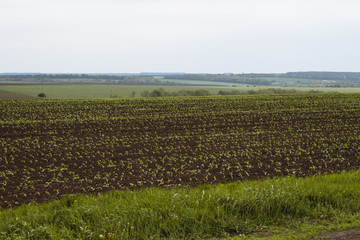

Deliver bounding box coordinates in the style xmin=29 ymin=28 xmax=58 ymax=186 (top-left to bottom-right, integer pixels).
xmin=1 ymin=170 xmax=360 ymax=239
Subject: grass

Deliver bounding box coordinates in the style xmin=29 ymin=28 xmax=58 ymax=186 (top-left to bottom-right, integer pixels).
xmin=1 ymin=170 xmax=360 ymax=239
xmin=2 ymin=84 xmax=360 ymax=99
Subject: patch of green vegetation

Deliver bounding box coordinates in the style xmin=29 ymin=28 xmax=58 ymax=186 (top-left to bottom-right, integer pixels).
xmin=141 ymin=88 xmax=211 ymax=97
xmin=1 ymin=170 xmax=360 ymax=239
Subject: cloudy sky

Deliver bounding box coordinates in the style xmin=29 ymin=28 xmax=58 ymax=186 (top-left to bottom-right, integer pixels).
xmin=1 ymin=0 xmax=359 ymax=73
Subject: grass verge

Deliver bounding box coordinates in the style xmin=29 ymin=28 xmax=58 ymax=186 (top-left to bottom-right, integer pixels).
xmin=1 ymin=170 xmax=360 ymax=239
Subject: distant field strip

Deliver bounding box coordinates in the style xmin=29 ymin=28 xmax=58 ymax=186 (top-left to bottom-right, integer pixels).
xmin=0 ymin=84 xmax=228 ymax=99
xmin=0 ymin=89 xmax=36 ymax=100
xmin=2 ymin=84 xmax=360 ymax=99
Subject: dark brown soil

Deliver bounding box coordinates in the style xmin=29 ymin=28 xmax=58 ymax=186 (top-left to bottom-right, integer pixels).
xmin=0 ymin=89 xmax=36 ymax=99
xmin=1 ymin=95 xmax=359 ymax=209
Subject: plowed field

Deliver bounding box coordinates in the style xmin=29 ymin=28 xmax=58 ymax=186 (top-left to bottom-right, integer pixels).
xmin=1 ymin=94 xmax=360 ymax=209
xmin=0 ymin=89 xmax=35 ymax=100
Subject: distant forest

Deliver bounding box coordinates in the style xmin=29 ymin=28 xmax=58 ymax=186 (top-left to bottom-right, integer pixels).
xmin=0 ymin=74 xmax=164 ymax=85
xmin=284 ymin=72 xmax=360 ymax=80
xmin=1 ymin=72 xmax=360 ymax=87
xmin=164 ymin=74 xmax=274 ymax=86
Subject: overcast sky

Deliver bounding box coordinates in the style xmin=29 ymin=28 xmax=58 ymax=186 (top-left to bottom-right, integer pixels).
xmin=1 ymin=0 xmax=360 ymax=73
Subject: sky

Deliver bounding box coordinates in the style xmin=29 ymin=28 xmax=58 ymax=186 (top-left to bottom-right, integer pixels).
xmin=1 ymin=0 xmax=360 ymax=73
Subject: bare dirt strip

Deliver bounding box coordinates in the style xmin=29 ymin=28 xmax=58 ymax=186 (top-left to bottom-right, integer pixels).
xmin=309 ymin=228 xmax=360 ymax=240
xmin=0 ymin=89 xmax=36 ymax=100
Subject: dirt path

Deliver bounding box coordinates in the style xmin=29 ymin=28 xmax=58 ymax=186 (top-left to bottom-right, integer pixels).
xmin=310 ymin=228 xmax=360 ymax=240
xmin=254 ymin=227 xmax=360 ymax=239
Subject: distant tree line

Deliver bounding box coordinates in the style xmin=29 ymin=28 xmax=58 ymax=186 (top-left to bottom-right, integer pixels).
xmin=284 ymin=72 xmax=360 ymax=80
xmin=0 ymin=74 xmax=164 ymax=85
xmin=141 ymin=88 xmax=210 ymax=97
xmin=164 ymin=74 xmax=274 ymax=86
